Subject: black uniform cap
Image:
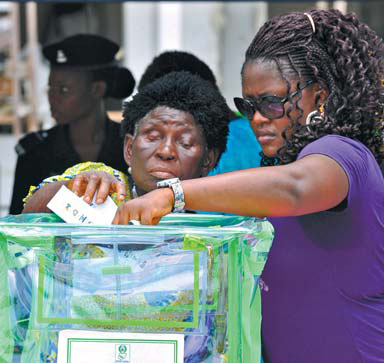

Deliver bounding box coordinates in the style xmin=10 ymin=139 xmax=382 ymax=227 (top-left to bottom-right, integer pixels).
xmin=43 ymin=34 xmax=119 ymax=69
xmin=42 ymin=34 xmax=136 ymax=99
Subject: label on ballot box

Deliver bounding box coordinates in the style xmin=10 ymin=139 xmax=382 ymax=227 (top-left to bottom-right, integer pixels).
xmin=57 ymin=330 xmax=184 ymax=363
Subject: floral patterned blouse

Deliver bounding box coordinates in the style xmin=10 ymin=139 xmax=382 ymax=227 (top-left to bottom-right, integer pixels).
xmin=23 ymin=161 xmax=131 ymax=206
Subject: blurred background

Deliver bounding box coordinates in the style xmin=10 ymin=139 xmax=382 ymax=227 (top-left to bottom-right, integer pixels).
xmin=0 ymin=0 xmax=383 ymax=216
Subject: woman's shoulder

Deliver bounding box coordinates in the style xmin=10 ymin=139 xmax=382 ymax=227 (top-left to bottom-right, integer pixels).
xmin=300 ymin=135 xmax=374 ymax=160
xmin=300 ymin=135 xmax=382 ymax=191
xmin=308 ymin=134 xmax=364 ymax=146
xmin=14 ymin=125 xmax=64 ymax=157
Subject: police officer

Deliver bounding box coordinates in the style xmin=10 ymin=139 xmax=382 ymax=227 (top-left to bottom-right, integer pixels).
xmin=9 ymin=34 xmax=135 ymax=214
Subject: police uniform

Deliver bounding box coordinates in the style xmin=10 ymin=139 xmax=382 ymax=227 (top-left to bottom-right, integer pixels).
xmin=9 ymin=119 xmax=126 ymax=214
xmin=9 ymin=34 xmax=135 ymax=214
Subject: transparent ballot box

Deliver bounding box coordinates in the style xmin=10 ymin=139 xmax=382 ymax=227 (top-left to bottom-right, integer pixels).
xmin=0 ymin=213 xmax=273 ymax=363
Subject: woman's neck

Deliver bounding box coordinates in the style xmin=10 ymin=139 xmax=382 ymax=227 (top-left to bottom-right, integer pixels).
xmin=69 ymin=106 xmax=107 ymax=161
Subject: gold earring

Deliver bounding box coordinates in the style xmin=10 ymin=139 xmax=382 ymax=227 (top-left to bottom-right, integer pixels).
xmin=319 ymin=103 xmax=325 ymax=116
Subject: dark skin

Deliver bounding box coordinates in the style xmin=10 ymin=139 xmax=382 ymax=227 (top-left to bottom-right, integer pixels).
xmin=109 ymin=60 xmax=349 ymax=224
xmin=25 ymin=61 xmax=348 ymax=223
xmin=125 ymin=106 xmax=216 ymax=196
xmin=48 ymin=68 xmax=107 ymax=162
xmin=22 ymin=106 xmax=218 ymax=213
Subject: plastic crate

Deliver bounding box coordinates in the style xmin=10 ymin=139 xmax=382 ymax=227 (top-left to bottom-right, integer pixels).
xmin=0 ymin=213 xmax=273 ymax=363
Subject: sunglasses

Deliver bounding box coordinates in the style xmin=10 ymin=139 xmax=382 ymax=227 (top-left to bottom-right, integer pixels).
xmin=234 ymin=80 xmax=314 ymax=120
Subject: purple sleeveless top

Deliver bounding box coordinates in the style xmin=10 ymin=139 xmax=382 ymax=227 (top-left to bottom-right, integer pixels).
xmin=261 ymin=135 xmax=384 ymax=363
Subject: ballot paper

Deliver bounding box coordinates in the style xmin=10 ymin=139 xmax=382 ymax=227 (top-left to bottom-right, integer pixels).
xmin=47 ymin=185 xmax=118 ymax=225
xmin=57 ymin=330 xmax=184 ymax=363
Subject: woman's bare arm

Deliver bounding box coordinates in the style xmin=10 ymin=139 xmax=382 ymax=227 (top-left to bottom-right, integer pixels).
xmin=22 ymin=181 xmax=69 ymax=213
xmin=113 ymin=154 xmax=349 ymax=224
xmin=22 ymin=171 xmax=126 ymax=214
xmin=182 ymin=154 xmax=348 ymax=217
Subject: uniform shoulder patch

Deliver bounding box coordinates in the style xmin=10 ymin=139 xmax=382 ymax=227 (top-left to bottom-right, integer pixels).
xmin=15 ymin=130 xmax=49 ymax=156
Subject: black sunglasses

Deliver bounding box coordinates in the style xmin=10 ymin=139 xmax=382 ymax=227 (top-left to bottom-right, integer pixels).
xmin=234 ymin=80 xmax=314 ymax=121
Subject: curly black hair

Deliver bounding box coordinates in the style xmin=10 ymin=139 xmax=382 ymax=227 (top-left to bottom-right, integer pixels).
xmin=243 ymin=9 xmax=384 ymax=165
xmin=138 ymin=50 xmax=218 ymax=91
xmin=121 ymin=71 xmax=231 ymax=166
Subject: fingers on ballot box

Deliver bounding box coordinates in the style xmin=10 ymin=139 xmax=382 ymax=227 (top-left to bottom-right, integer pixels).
xmin=0 ymin=213 xmax=273 ymax=363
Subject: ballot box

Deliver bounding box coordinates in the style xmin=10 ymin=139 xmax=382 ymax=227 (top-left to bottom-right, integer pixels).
xmin=0 ymin=213 xmax=273 ymax=363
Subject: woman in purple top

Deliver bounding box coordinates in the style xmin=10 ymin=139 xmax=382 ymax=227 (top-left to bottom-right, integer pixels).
xmin=67 ymin=9 xmax=384 ymax=362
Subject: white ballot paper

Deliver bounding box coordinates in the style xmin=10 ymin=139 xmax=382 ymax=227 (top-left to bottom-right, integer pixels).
xmin=57 ymin=330 xmax=184 ymax=363
xmin=47 ymin=185 xmax=118 ymax=225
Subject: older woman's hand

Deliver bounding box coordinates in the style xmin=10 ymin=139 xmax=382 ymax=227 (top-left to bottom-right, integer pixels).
xmin=68 ymin=171 xmax=127 ymax=205
xmin=112 ymin=188 xmax=174 ymax=225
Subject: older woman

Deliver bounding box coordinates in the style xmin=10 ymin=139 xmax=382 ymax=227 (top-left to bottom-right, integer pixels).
xmin=138 ymin=50 xmax=262 ymax=177
xmin=22 ymin=71 xmax=231 ymax=212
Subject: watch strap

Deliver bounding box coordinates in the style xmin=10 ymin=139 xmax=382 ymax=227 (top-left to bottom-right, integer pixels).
xmin=157 ymin=178 xmax=185 ymax=212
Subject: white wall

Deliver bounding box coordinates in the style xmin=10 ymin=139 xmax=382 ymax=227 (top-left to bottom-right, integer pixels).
xmin=219 ymin=2 xmax=268 ymax=106
xmin=0 ymin=135 xmax=17 ymax=217
xmin=122 ymin=1 xmax=268 ymax=108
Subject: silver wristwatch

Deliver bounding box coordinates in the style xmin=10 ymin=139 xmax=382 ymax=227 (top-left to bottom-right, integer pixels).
xmin=156 ymin=178 xmax=185 ymax=212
